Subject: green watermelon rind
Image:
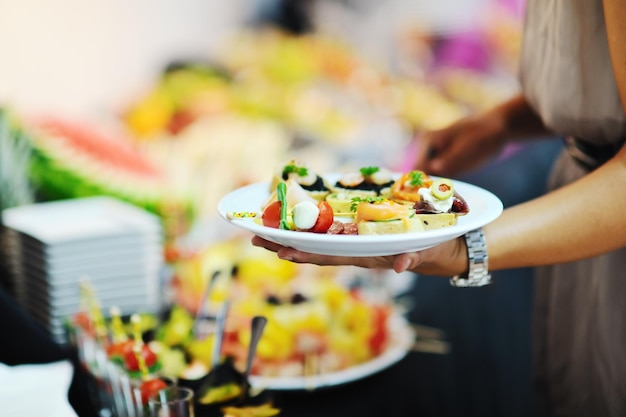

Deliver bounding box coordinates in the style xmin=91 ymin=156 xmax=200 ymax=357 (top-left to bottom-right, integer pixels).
xmin=27 ymin=135 xmax=197 ymax=225
xmin=31 ymin=150 xmax=154 ymax=210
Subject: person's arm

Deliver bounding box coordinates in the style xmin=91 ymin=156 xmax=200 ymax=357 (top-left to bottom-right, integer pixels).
xmin=253 ymin=4 xmax=626 ymax=276
xmin=483 ymin=143 xmax=626 ymax=271
xmin=483 ymin=0 xmax=626 ymax=271
xmin=603 ymin=0 xmax=626 ymax=115
xmin=497 ymin=94 xmax=553 ymax=140
xmin=414 ymin=93 xmax=552 ymax=177
xmin=253 ymin=142 xmax=626 ymax=276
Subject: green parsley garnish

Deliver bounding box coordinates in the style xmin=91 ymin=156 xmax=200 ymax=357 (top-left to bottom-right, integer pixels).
xmin=283 ymin=163 xmax=308 ymax=177
xmin=409 ymin=170 xmax=425 ymax=186
xmin=349 ymin=196 xmax=386 ymax=212
xmin=359 ymin=166 xmax=380 ymax=177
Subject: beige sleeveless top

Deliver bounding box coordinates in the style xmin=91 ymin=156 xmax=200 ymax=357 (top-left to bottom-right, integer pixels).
xmin=520 ymin=2 xmax=626 ymax=416
xmin=519 ymin=0 xmax=626 ymax=145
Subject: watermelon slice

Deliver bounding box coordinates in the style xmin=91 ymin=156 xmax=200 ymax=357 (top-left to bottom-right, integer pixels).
xmin=25 ymin=118 xmax=196 ymax=237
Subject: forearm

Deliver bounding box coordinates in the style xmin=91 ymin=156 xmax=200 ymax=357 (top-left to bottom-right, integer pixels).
xmin=417 ymin=93 xmax=553 ymax=176
xmin=603 ymin=0 xmax=626 ymax=115
xmin=484 ymin=145 xmax=626 ymax=270
xmin=492 ymin=93 xmax=552 ymax=142
xmin=485 ymin=1 xmax=626 ymax=270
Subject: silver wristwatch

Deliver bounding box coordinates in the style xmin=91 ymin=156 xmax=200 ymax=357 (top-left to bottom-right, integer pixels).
xmin=450 ymin=228 xmax=491 ymax=287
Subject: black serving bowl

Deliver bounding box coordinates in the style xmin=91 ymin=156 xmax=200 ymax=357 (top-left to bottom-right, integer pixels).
xmin=192 ymin=357 xmax=274 ymax=417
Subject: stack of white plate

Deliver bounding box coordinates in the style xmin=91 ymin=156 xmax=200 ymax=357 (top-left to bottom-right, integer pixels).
xmin=2 ymin=196 xmax=164 ymax=344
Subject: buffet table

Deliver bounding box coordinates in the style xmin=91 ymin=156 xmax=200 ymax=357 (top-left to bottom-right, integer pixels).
xmin=0 ymin=4 xmax=539 ymax=416
xmin=74 ymin=319 xmax=452 ymax=417
xmin=269 ymin=334 xmax=452 ymax=417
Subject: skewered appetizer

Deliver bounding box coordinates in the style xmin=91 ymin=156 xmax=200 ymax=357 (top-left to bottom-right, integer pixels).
xmin=261 ymin=181 xmax=334 ymax=233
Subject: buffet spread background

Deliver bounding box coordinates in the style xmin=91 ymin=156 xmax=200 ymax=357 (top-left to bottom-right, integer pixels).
xmin=0 ymin=0 xmax=528 ymax=415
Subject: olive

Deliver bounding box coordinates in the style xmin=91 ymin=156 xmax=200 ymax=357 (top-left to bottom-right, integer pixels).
xmin=266 ymin=294 xmax=281 ymax=305
xmin=431 ymin=178 xmax=454 ymax=200
xmin=290 ymin=293 xmax=308 ymax=304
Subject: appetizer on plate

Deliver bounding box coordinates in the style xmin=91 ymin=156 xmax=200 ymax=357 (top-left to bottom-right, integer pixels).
xmin=270 ymin=159 xmax=331 ymax=201
xmin=390 ymin=170 xmax=433 ymax=203
xmin=228 ymin=163 xmax=470 ymax=236
xmin=351 ymin=197 xmax=425 ymax=235
xmin=261 ymin=181 xmax=335 ymax=234
xmin=329 ymin=166 xmax=395 ymax=197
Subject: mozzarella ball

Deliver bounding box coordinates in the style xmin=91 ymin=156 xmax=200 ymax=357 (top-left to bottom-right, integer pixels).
xmin=292 ymin=201 xmax=320 ymax=230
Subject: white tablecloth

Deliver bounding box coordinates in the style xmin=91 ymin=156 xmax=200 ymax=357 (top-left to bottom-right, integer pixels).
xmin=0 ymin=360 xmax=78 ymax=417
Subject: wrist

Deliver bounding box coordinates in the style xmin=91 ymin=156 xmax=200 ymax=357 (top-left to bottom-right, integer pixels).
xmin=499 ymin=94 xmax=548 ymax=140
xmin=450 ymin=228 xmax=491 ymax=287
xmin=479 ymin=102 xmax=512 ymax=150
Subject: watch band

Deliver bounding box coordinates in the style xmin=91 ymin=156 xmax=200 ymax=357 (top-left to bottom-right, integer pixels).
xmin=450 ymin=228 xmax=491 ymax=287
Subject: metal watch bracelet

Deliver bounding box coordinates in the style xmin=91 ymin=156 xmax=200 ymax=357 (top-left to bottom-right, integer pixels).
xmin=450 ymin=228 xmax=491 ymax=287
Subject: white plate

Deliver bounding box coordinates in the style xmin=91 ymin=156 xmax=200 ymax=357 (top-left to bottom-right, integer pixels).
xmin=249 ymin=314 xmax=415 ymax=390
xmin=2 ymin=196 xmax=161 ymax=245
xmin=217 ymin=175 xmax=503 ymax=257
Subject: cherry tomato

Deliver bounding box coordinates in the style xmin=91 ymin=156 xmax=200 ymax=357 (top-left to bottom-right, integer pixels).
xmin=106 ymin=340 xmax=134 ymax=361
xmin=163 ymin=245 xmax=181 ymax=263
xmin=368 ymin=306 xmax=390 ymax=356
xmin=123 ymin=344 xmax=158 ymax=372
xmin=140 ymin=378 xmax=169 ymax=404
xmin=310 ymin=201 xmax=334 ymax=233
xmin=261 ymin=201 xmax=282 ymax=229
xmin=72 ymin=311 xmax=94 ymax=335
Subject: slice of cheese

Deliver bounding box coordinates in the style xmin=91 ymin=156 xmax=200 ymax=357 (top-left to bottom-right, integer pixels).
xmin=415 ymin=213 xmax=458 ymax=230
xmin=357 ymin=213 xmax=457 ymax=235
xmin=357 ymin=217 xmax=425 ymax=235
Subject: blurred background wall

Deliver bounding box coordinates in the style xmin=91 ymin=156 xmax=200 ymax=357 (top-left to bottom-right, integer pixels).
xmin=0 ymin=0 xmax=506 ymax=117
xmin=0 ymin=0 xmax=256 ymax=118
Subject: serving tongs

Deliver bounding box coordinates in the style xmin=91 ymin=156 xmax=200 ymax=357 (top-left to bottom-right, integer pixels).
xmin=193 ymin=299 xmax=232 ymax=398
xmin=192 ymin=270 xmax=221 ymax=340
xmin=240 ymin=315 xmax=267 ymax=401
xmin=210 ymin=300 xmax=231 ymax=369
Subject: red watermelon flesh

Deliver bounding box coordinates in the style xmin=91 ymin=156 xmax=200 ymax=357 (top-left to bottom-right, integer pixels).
xmin=33 ymin=118 xmax=163 ymax=181
xmin=26 ymin=117 xmax=196 ymax=235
